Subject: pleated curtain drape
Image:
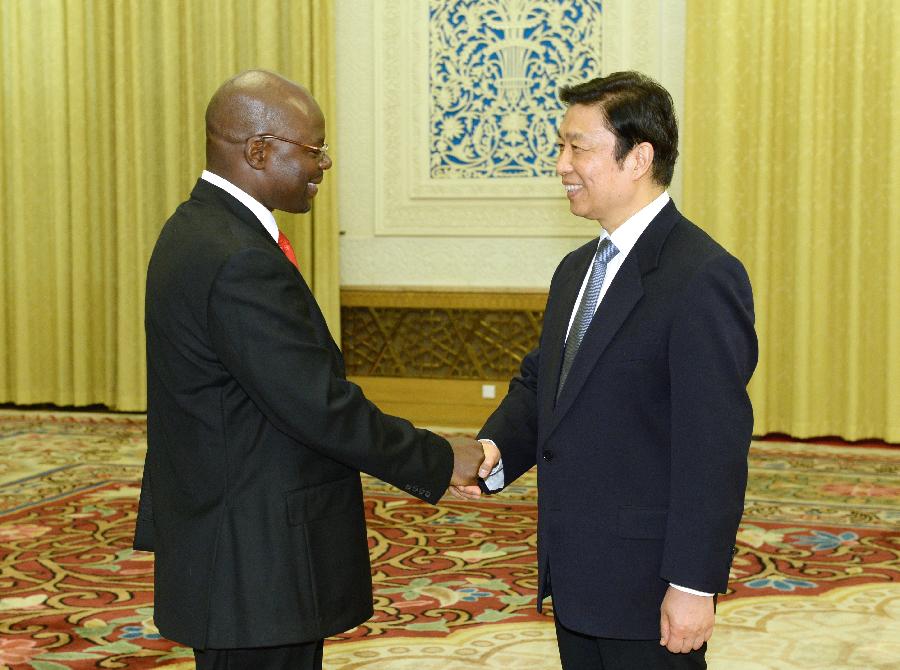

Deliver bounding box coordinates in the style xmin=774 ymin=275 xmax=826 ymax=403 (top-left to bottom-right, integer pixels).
xmin=683 ymin=0 xmax=899 ymax=441
xmin=0 ymin=0 xmax=340 ymax=411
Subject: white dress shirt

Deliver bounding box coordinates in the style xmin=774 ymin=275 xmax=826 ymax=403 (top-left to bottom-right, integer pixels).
xmin=201 ymin=170 xmax=279 ymax=242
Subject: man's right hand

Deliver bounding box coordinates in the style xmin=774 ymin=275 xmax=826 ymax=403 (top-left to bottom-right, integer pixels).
xmin=449 ymin=440 xmax=501 ymax=500
xmin=447 ymin=437 xmax=485 ymax=486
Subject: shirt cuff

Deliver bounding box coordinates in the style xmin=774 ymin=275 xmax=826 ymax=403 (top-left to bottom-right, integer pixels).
xmin=478 ymin=439 xmax=505 ymax=491
xmin=670 ymin=583 xmax=714 ymax=597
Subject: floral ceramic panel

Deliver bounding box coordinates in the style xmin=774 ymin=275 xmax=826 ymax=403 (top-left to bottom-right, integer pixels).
xmin=430 ymin=0 xmax=603 ymax=179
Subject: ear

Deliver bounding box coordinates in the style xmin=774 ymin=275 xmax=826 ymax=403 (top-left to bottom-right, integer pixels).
xmin=631 ymin=142 xmax=654 ymax=181
xmin=244 ymin=136 xmax=268 ymax=170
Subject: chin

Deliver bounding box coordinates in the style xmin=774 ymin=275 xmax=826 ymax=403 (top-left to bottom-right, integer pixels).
xmin=569 ymin=203 xmax=590 ymax=220
xmin=570 ymin=203 xmax=602 ymax=222
xmin=285 ymin=201 xmax=311 ymax=215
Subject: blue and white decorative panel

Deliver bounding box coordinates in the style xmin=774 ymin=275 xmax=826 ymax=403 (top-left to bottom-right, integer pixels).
xmin=429 ymin=0 xmax=603 ymax=179
xmin=369 ymin=0 xmax=682 ymax=237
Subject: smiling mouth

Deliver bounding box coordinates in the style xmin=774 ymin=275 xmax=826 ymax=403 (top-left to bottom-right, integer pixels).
xmin=564 ymin=184 xmax=583 ymax=197
xmin=306 ymin=175 xmax=323 ymax=196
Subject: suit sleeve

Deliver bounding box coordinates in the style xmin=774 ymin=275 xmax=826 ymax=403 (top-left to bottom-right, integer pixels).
xmin=660 ymin=253 xmax=758 ymax=593
xmin=477 ymin=345 xmax=541 ymax=488
xmin=206 ymin=247 xmax=453 ymax=504
xmin=475 ymin=250 xmax=577 ymax=489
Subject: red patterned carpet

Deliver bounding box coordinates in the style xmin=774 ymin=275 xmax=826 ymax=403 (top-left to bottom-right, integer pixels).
xmin=0 ymin=411 xmax=898 ymax=669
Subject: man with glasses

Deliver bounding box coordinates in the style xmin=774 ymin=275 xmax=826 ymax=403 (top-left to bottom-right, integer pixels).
xmin=134 ymin=70 xmax=486 ymax=670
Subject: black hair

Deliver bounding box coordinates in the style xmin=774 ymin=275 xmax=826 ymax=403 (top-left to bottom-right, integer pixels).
xmin=559 ymin=71 xmax=678 ymax=186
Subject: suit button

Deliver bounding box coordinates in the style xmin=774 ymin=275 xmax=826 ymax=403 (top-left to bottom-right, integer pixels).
xmin=542 ymin=450 xmax=553 ymax=462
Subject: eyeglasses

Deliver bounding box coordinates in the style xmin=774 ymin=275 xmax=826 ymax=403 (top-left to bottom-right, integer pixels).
xmin=257 ymin=134 xmax=330 ymax=160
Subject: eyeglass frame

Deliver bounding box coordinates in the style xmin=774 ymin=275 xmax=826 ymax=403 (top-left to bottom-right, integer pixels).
xmin=254 ymin=134 xmax=329 ymax=160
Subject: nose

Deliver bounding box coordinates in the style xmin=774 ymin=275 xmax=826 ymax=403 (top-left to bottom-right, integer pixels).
xmin=319 ymin=152 xmax=333 ymax=170
xmin=556 ymin=146 xmax=571 ymax=176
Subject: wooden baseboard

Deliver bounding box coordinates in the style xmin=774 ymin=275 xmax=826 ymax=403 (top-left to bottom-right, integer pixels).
xmin=341 ymin=288 xmax=534 ymax=428
xmin=349 ymin=376 xmax=507 ymax=429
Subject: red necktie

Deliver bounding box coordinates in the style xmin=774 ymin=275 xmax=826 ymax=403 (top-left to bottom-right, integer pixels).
xmin=277 ymin=230 xmax=299 ymax=270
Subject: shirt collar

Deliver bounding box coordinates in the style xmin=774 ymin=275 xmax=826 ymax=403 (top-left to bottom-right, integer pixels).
xmin=605 ymin=190 xmax=670 ymax=256
xmin=201 ymin=170 xmax=279 ymax=242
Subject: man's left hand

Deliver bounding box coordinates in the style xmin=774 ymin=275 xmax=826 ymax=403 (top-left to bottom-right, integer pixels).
xmin=659 ymin=586 xmax=714 ymax=653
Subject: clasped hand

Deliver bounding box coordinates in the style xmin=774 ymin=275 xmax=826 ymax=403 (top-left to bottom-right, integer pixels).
xmin=447 ymin=439 xmax=501 ymax=498
xmin=447 ymin=437 xmax=488 ymax=486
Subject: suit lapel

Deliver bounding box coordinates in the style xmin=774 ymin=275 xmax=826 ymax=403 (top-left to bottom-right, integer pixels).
xmin=536 ymin=243 xmax=596 ymax=439
xmin=541 ymin=200 xmax=682 ymax=443
xmin=548 ymin=258 xmax=643 ymax=435
xmin=194 ymin=179 xmax=346 ymax=373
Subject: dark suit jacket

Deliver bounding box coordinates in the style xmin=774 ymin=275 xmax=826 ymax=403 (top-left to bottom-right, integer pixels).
xmin=134 ymin=179 xmax=452 ymax=649
xmin=480 ymin=200 xmax=757 ymax=639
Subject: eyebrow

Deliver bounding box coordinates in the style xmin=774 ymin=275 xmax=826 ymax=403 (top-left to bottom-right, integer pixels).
xmin=556 ymin=130 xmax=590 ymax=142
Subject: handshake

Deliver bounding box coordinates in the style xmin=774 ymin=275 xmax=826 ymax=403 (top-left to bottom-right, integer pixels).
xmin=446 ymin=437 xmax=502 ymax=499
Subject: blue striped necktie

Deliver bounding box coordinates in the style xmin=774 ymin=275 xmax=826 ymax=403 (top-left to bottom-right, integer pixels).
xmin=557 ymin=238 xmax=619 ymax=396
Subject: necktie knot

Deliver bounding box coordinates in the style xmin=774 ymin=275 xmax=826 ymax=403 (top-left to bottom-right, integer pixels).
xmin=597 ymin=238 xmax=619 ymax=264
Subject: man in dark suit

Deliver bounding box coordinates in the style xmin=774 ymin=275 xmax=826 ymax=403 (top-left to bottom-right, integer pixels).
xmin=134 ymin=70 xmax=485 ymax=670
xmin=453 ymin=72 xmax=758 ymax=669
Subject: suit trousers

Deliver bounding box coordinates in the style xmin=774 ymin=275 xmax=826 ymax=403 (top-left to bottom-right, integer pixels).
xmin=193 ymin=640 xmax=324 ymax=670
xmin=555 ymin=617 xmax=706 ymax=670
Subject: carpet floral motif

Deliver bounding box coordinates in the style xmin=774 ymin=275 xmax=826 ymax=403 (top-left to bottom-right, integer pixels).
xmin=1 ymin=411 xmax=898 ymax=669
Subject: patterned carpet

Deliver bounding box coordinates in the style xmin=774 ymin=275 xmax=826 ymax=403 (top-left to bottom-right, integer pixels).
xmin=0 ymin=410 xmax=898 ymax=669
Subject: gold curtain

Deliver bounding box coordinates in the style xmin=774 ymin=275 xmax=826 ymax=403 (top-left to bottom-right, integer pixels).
xmin=684 ymin=0 xmax=899 ymax=441
xmin=0 ymin=0 xmax=340 ymax=411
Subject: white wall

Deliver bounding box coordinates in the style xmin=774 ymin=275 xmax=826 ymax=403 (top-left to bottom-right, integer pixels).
xmin=334 ymin=0 xmax=686 ymax=288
